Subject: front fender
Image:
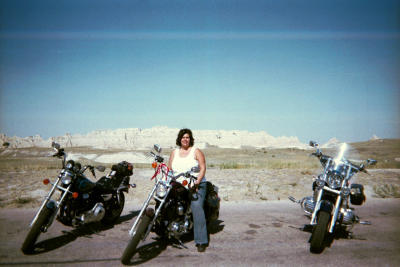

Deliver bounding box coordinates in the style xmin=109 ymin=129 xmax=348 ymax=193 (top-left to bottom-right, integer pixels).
xmin=319 ymin=200 xmax=333 ymax=213
xmin=46 ymin=200 xmax=57 ymax=211
xmin=39 ymin=200 xmax=58 ymax=230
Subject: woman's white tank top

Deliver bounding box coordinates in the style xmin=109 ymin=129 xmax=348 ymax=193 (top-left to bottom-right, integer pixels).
xmin=171 ymin=146 xmax=199 ymax=174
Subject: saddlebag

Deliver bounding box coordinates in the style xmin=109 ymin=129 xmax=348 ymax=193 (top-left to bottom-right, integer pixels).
xmin=110 ymin=161 xmax=133 ymax=187
xmin=96 ymin=161 xmax=132 ymax=191
xmin=350 ymin=184 xmax=365 ymax=205
xmin=205 ymin=182 xmax=220 ymax=221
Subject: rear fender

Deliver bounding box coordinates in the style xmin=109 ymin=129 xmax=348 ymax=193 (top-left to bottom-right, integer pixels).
xmin=118 ymin=186 xmax=129 ymax=193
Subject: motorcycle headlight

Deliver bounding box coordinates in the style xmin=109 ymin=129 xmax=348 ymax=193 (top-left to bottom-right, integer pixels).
xmin=61 ymin=170 xmax=74 ymax=185
xmin=156 ymin=184 xmax=167 ymax=198
xmin=326 ymin=170 xmax=343 ymax=189
xmin=66 ymin=162 xmax=74 ymax=170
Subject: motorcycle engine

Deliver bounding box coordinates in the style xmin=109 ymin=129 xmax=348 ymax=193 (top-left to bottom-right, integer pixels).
xmin=301 ymin=196 xmax=316 ymax=215
xmin=340 ymin=208 xmax=357 ymax=225
xmin=167 ymin=218 xmax=192 ymax=237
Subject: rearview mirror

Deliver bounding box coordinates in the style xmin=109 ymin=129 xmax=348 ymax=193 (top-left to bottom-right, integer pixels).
xmin=191 ymin=166 xmax=200 ymax=172
xmin=51 ymin=142 xmax=60 ymax=149
xmin=154 ymin=144 xmax=162 ymax=153
xmin=309 ymin=141 xmax=319 ymax=147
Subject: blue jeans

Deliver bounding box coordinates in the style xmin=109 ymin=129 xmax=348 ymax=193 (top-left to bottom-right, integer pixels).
xmin=191 ymin=181 xmax=208 ymax=245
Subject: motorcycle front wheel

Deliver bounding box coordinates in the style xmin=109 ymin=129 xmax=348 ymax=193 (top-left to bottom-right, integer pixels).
xmin=121 ymin=214 xmax=151 ymax=265
xmin=310 ymin=210 xmax=330 ymax=253
xmin=21 ymin=206 xmax=53 ymax=254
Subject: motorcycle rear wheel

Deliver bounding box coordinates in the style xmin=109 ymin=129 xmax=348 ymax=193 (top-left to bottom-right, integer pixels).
xmin=21 ymin=206 xmax=53 ymax=254
xmin=121 ymin=215 xmax=151 ymax=265
xmin=310 ymin=210 xmax=330 ymax=253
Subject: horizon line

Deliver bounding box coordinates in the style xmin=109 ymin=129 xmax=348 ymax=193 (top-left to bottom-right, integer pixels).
xmin=1 ymin=30 xmax=400 ymax=41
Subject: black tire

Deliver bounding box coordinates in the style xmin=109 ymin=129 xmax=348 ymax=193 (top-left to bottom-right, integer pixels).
xmin=102 ymin=192 xmax=125 ymax=225
xmin=21 ymin=206 xmax=53 ymax=254
xmin=121 ymin=215 xmax=151 ymax=265
xmin=310 ymin=210 xmax=330 ymax=253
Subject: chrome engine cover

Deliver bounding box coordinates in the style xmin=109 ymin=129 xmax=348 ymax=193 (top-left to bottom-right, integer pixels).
xmin=340 ymin=208 xmax=356 ymax=225
xmin=167 ymin=218 xmax=192 ymax=238
xmin=177 ymin=205 xmax=185 ymax=216
xmin=301 ymin=196 xmax=315 ymax=215
xmin=78 ymin=202 xmax=106 ymax=225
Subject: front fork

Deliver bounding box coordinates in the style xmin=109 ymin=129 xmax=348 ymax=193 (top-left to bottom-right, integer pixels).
xmin=129 ymin=181 xmax=171 ymax=239
xmin=310 ymin=187 xmax=342 ymax=234
xmin=30 ymin=177 xmax=72 ymax=231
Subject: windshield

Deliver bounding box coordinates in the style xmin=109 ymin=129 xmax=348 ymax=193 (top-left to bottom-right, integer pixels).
xmin=324 ymin=142 xmax=362 ymax=165
xmin=323 ymin=142 xmax=362 ymax=183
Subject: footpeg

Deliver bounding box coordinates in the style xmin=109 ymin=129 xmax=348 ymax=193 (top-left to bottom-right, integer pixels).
xmin=288 ymin=196 xmax=300 ymax=203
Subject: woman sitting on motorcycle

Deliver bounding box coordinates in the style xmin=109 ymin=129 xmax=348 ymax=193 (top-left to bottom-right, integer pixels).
xmin=168 ymin=128 xmax=208 ymax=252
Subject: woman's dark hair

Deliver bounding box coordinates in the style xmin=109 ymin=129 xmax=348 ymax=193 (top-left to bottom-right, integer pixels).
xmin=176 ymin=128 xmax=195 ymax=147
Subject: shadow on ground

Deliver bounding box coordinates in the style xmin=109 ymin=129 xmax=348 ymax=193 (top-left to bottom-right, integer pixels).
xmin=25 ymin=209 xmax=140 ymax=255
xmin=125 ymin=219 xmax=225 ymax=266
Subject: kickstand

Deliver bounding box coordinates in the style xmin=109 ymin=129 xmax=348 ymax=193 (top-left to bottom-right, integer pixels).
xmin=177 ymin=239 xmax=188 ymax=249
xmin=170 ymin=238 xmax=188 ymax=249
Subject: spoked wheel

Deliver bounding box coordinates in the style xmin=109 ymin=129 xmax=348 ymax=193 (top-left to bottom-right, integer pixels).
xmin=310 ymin=210 xmax=330 ymax=253
xmin=21 ymin=207 xmax=53 ymax=254
xmin=121 ymin=215 xmax=151 ymax=265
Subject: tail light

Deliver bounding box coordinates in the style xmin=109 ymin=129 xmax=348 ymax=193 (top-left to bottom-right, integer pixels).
xmin=182 ymin=179 xmax=188 ymax=186
xmin=43 ymin=178 xmax=50 ymax=185
xmin=72 ymin=192 xmax=79 ymax=199
xmin=127 ymin=163 xmax=133 ymax=171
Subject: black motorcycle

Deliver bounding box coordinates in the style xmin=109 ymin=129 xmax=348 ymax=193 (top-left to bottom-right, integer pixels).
xmin=21 ymin=142 xmax=135 ymax=254
xmin=121 ymin=145 xmax=220 ymax=264
xmin=289 ymin=141 xmax=376 ymax=253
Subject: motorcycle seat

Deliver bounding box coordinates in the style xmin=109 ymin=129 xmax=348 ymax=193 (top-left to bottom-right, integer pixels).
xmin=95 ymin=176 xmax=116 ymax=193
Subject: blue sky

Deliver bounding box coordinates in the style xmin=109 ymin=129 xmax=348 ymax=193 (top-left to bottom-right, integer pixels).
xmin=0 ymin=0 xmax=399 ymax=143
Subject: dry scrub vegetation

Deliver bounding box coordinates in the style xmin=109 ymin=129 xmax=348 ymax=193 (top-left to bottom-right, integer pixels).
xmin=0 ymin=139 xmax=399 ymax=208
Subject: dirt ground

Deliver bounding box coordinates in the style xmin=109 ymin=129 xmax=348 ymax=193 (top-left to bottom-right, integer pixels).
xmin=0 ymin=199 xmax=399 ymax=266
xmin=1 ymin=168 xmax=400 ymax=208
xmin=0 ymin=142 xmax=399 ymax=266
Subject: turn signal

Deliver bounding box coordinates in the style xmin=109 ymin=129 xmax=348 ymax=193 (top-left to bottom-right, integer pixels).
xmin=152 ymin=162 xmax=157 ymax=168
xmin=43 ymin=178 xmax=50 ymax=185
xmin=72 ymin=192 xmax=79 ymax=199
xmin=182 ymin=179 xmax=188 ymax=186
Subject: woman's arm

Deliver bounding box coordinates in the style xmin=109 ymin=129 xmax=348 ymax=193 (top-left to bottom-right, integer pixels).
xmin=194 ymin=148 xmax=206 ymax=185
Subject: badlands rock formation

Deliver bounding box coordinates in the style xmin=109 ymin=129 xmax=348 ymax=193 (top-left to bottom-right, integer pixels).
xmin=0 ymin=126 xmax=308 ymax=150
